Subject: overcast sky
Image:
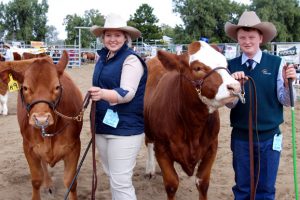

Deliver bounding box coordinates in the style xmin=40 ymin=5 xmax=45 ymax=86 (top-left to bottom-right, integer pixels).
xmin=0 ymin=0 xmax=251 ymax=40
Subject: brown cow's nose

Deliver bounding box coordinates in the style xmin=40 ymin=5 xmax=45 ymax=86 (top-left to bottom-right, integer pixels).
xmin=29 ymin=112 xmax=54 ymax=127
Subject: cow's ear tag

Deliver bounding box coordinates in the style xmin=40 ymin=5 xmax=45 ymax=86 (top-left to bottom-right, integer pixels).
xmin=8 ymin=73 xmax=19 ymax=92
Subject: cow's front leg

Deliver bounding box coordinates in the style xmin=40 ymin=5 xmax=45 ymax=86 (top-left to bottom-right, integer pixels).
xmin=195 ymin=142 xmax=218 ymax=200
xmin=41 ymin=161 xmax=54 ymax=195
xmin=23 ymin=144 xmax=43 ymax=200
xmin=155 ymin=144 xmax=179 ymax=200
xmin=63 ymin=141 xmax=81 ymax=200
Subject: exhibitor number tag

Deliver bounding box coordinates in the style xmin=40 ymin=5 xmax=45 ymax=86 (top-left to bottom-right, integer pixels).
xmin=8 ymin=74 xmax=19 ymax=92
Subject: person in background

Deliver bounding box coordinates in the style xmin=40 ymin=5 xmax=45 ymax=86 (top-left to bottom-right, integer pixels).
xmin=88 ymin=13 xmax=147 ymax=200
xmin=3 ymin=44 xmax=14 ymax=61
xmin=224 ymin=11 xmax=297 ymax=200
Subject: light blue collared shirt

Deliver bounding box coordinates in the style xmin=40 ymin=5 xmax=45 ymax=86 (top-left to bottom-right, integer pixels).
xmin=242 ymin=50 xmax=296 ymax=106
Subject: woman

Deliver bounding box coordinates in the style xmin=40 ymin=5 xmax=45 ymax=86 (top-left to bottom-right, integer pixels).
xmin=89 ymin=13 xmax=147 ymax=200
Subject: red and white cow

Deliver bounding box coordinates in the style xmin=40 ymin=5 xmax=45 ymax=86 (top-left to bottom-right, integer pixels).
xmin=144 ymin=41 xmax=241 ymax=200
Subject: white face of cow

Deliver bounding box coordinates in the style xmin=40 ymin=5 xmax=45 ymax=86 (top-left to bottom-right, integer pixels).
xmin=189 ymin=41 xmax=241 ymax=113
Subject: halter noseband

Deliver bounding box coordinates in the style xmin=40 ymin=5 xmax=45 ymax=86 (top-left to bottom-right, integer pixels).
xmin=20 ymin=85 xmax=63 ymax=113
xmin=190 ymin=66 xmax=231 ymax=94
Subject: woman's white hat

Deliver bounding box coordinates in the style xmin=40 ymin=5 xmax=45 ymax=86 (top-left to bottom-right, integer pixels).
xmin=90 ymin=13 xmax=141 ymax=40
xmin=224 ymin=11 xmax=277 ymax=44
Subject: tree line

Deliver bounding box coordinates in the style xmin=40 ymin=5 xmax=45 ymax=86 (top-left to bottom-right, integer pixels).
xmin=0 ymin=0 xmax=300 ymax=48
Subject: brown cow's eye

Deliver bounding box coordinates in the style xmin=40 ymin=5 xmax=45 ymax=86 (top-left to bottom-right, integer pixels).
xmin=55 ymin=85 xmax=61 ymax=91
xmin=22 ymin=86 xmax=28 ymax=91
xmin=193 ymin=66 xmax=201 ymax=72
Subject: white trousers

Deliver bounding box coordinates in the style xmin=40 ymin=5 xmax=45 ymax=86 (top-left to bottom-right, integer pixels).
xmin=95 ymin=133 xmax=144 ymax=200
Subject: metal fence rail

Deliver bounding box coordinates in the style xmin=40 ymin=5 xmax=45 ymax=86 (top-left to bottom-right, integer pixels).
xmin=294 ymin=84 xmax=300 ymax=101
xmin=48 ymin=45 xmax=81 ymax=68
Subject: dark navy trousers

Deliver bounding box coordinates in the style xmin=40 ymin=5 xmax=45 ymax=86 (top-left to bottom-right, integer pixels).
xmin=231 ymin=135 xmax=281 ymax=200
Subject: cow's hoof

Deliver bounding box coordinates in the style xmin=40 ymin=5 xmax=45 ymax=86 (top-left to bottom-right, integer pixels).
xmin=144 ymin=173 xmax=156 ymax=179
xmin=43 ymin=186 xmax=56 ymax=199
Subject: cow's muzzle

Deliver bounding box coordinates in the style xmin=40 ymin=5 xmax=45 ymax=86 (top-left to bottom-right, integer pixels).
xmin=232 ymin=90 xmax=245 ymax=104
xmin=30 ymin=113 xmax=54 ymax=137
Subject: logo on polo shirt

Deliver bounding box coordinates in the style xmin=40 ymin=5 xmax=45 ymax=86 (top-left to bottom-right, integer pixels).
xmin=261 ymin=68 xmax=272 ymax=75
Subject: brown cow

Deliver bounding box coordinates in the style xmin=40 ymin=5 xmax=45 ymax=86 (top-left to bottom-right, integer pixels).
xmin=0 ymin=51 xmax=49 ymax=116
xmin=0 ymin=51 xmax=83 ymax=200
xmin=82 ymin=52 xmax=96 ymax=63
xmin=22 ymin=52 xmax=48 ymax=59
xmin=0 ymin=53 xmax=5 ymax=61
xmin=144 ymin=41 xmax=241 ymax=200
xmin=13 ymin=51 xmax=22 ymax=60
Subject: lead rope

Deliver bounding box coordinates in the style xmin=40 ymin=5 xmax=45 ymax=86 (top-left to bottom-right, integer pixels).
xmin=91 ymin=100 xmax=97 ymax=199
xmin=64 ymin=92 xmax=98 ymax=200
xmin=244 ymin=76 xmax=259 ymax=200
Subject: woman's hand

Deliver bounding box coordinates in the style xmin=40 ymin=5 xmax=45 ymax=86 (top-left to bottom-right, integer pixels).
xmin=88 ymin=86 xmax=104 ymax=101
xmin=88 ymin=86 xmax=118 ymax=103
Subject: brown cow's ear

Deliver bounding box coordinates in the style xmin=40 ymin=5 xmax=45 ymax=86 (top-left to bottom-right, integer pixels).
xmin=0 ymin=60 xmax=32 ymax=78
xmin=9 ymin=70 xmax=24 ymax=83
xmin=157 ymin=50 xmax=180 ymax=71
xmin=56 ymin=50 xmax=69 ymax=75
xmin=0 ymin=69 xmax=24 ymax=83
xmin=0 ymin=69 xmax=24 ymax=95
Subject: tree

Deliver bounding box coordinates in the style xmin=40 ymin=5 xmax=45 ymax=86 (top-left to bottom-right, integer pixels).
xmin=0 ymin=2 xmax=5 ymax=40
xmin=172 ymin=0 xmax=246 ymax=44
xmin=32 ymin=0 xmax=48 ymax=41
xmin=63 ymin=9 xmax=104 ymax=47
xmin=172 ymin=25 xmax=193 ymax=44
xmin=128 ymin=4 xmax=163 ymax=43
xmin=251 ymin=0 xmax=300 ymax=42
xmin=161 ymin=24 xmax=175 ymax=38
xmin=63 ymin=14 xmax=85 ymax=46
xmin=82 ymin=9 xmax=105 ymax=48
xmin=45 ymin=25 xmax=59 ymax=44
xmin=1 ymin=0 xmax=48 ymax=43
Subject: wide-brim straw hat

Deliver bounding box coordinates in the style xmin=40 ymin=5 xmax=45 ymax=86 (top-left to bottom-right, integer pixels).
xmin=225 ymin=11 xmax=277 ymax=44
xmin=90 ymin=13 xmax=141 ymax=40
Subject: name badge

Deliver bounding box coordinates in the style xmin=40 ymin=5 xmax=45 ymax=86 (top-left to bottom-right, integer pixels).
xmin=272 ymin=134 xmax=282 ymax=152
xmin=102 ymin=109 xmax=119 ymax=128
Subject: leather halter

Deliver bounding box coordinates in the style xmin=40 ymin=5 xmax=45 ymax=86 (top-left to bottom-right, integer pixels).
xmin=189 ymin=66 xmax=231 ymax=95
xmin=20 ymin=85 xmax=63 ymax=113
xmin=20 ymin=85 xmax=64 ymax=137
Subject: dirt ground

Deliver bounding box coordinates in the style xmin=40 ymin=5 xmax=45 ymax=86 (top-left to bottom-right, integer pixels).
xmin=0 ymin=63 xmax=299 ymax=200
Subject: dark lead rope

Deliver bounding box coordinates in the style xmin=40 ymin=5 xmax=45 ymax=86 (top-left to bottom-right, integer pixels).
xmin=64 ymin=92 xmax=97 ymax=200
xmin=64 ymin=138 xmax=93 ymax=200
